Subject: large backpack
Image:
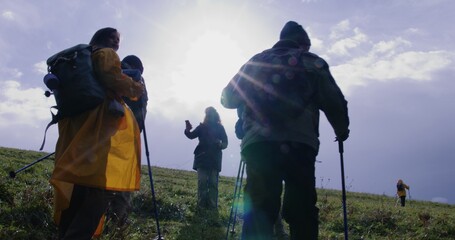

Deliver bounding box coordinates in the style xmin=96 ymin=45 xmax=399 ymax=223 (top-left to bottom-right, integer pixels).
xmin=40 ymin=44 xmax=105 ymax=150
xmin=239 ymin=47 xmax=314 ymax=126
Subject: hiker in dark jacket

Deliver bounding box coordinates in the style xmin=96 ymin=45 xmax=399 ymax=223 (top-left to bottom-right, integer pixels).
xmin=121 ymin=55 xmax=148 ymax=132
xmin=221 ymin=21 xmax=350 ymax=240
xmin=184 ymin=106 xmax=228 ymax=209
xmin=104 ymin=55 xmax=149 ymax=231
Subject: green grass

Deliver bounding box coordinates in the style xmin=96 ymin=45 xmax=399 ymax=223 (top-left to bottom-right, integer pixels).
xmin=1 ymin=146 xmax=454 ymax=239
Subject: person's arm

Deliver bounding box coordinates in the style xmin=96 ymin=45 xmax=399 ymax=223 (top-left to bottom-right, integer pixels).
xmin=184 ymin=123 xmax=198 ymax=139
xmin=221 ymin=64 xmax=248 ymax=109
xmin=92 ymin=48 xmax=144 ymax=99
xmin=140 ymin=77 xmax=148 ymax=109
xmin=137 ymin=77 xmax=148 ymax=120
xmin=316 ymin=59 xmax=350 ymax=141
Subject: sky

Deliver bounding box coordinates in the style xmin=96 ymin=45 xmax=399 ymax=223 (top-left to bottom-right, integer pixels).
xmin=1 ymin=0 xmax=454 ymax=204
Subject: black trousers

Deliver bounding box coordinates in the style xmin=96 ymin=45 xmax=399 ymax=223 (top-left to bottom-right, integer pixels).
xmin=58 ymin=185 xmax=108 ymax=240
xmin=400 ymin=196 xmax=406 ymax=207
xmin=241 ymin=141 xmax=319 ymax=240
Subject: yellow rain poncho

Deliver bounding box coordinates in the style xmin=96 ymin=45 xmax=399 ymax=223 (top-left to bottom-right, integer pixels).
xmin=397 ymin=179 xmax=409 ymax=197
xmin=50 ymin=48 xmax=144 ymax=224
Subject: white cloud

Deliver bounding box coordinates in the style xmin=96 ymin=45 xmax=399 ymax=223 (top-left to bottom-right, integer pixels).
xmin=0 ymin=67 xmax=23 ymax=79
xmin=330 ymin=19 xmax=351 ymax=40
xmin=405 ymin=27 xmax=421 ymax=35
xmin=333 ymin=49 xmax=453 ymax=93
xmin=0 ymin=2 xmax=45 ymax=30
xmin=431 ymin=197 xmax=448 ymax=204
xmin=0 ymin=80 xmax=51 ymax=127
xmin=328 ymin=28 xmax=368 ymax=56
xmin=2 ymin=10 xmax=15 ymax=20
xmin=34 ymin=61 xmax=48 ymax=75
xmin=373 ymin=50 xmax=452 ymax=81
xmin=330 ymin=33 xmax=453 ymax=93
xmin=372 ymin=38 xmax=411 ymax=56
xmin=308 ymin=36 xmax=324 ymax=53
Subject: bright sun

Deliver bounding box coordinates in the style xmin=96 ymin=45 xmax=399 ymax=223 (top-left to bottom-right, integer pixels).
xmin=170 ymin=30 xmax=244 ymax=106
xmin=149 ymin=2 xmax=270 ymax=119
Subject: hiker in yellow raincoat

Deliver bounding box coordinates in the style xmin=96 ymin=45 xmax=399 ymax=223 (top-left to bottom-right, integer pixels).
xmin=50 ymin=27 xmax=144 ymax=239
xmin=396 ymin=179 xmax=410 ymax=207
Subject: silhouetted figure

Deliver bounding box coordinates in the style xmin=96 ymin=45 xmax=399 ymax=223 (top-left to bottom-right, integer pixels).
xmin=184 ymin=107 xmax=228 ymax=210
xmin=397 ymin=179 xmax=410 ymax=207
xmin=121 ymin=55 xmax=148 ymax=132
xmin=221 ymin=21 xmax=349 ymax=240
xmin=52 ymin=27 xmax=144 ymax=239
xmin=104 ymin=55 xmax=149 ymax=231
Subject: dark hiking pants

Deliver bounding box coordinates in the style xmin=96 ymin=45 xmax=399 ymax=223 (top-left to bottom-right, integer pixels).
xmin=197 ymin=168 xmax=219 ymax=209
xmin=241 ymin=141 xmax=319 ymax=240
xmin=400 ymin=196 xmax=406 ymax=207
xmin=58 ymin=185 xmax=107 ymax=240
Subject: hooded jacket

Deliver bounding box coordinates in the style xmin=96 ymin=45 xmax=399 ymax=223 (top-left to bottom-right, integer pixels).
xmin=184 ymin=122 xmax=228 ymax=172
xmin=221 ymin=40 xmax=349 ymax=152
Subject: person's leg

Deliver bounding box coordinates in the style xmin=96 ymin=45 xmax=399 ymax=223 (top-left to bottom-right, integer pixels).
xmin=400 ymin=196 xmax=406 ymax=207
xmin=241 ymin=142 xmax=283 ymax=240
xmin=103 ymin=190 xmax=116 ymax=233
xmin=197 ymin=168 xmax=209 ymax=208
xmin=58 ymin=185 xmax=84 ymax=239
xmin=207 ymin=169 xmax=219 ymax=209
xmin=60 ymin=185 xmax=108 ymax=240
xmin=109 ymin=191 xmax=132 ymax=226
xmin=282 ymin=143 xmax=318 ymax=240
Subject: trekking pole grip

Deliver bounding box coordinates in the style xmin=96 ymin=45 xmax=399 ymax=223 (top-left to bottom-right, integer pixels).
xmin=338 ymin=139 xmax=344 ymax=154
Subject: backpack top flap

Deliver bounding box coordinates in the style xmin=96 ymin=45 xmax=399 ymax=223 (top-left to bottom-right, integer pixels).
xmin=47 ymin=44 xmax=91 ymax=66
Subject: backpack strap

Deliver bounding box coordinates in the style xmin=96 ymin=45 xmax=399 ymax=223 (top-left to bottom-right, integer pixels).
xmin=39 ymin=106 xmax=59 ymax=151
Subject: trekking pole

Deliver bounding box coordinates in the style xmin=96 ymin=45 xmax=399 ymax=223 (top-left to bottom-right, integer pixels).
xmin=408 ymin=189 xmax=412 ymax=207
xmin=225 ymin=158 xmax=245 ymax=239
xmin=337 ymin=140 xmax=349 ymax=240
xmin=9 ymin=152 xmax=55 ymax=178
xmin=142 ymin=122 xmax=164 ymax=240
xmin=231 ymin=160 xmax=245 ymax=232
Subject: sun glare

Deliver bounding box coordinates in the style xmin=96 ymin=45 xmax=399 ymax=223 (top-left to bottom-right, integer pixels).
xmin=169 ymin=30 xmax=244 ymax=108
xmin=149 ymin=2 xmax=272 ymax=119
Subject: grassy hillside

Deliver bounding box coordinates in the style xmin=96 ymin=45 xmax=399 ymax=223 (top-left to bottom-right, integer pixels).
xmin=1 ymin=147 xmax=454 ymax=239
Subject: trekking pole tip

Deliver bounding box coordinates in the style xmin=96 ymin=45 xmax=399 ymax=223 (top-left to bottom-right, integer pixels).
xmin=9 ymin=171 xmax=16 ymax=178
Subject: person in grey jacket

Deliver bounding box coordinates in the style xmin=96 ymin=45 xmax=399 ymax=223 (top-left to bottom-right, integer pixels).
xmin=221 ymin=21 xmax=350 ymax=240
xmin=184 ymin=106 xmax=228 ymax=210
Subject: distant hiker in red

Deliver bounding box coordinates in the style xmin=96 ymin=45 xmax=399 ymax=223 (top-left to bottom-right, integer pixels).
xmin=184 ymin=107 xmax=228 ymax=210
xmin=397 ymin=179 xmax=410 ymax=207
